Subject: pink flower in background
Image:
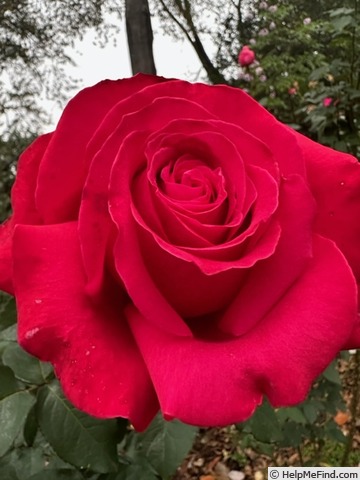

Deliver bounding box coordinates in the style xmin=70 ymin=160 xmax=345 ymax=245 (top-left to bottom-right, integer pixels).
xmin=288 ymin=87 xmax=297 ymax=95
xmin=238 ymin=46 xmax=256 ymax=67
xmin=303 ymin=17 xmax=312 ymax=25
xmin=323 ymin=97 xmax=333 ymax=107
xmin=269 ymin=5 xmax=278 ymax=12
xmin=259 ymin=28 xmax=269 ymax=37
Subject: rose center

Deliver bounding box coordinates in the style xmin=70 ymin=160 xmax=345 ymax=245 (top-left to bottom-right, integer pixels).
xmin=159 ymin=155 xmax=226 ymax=206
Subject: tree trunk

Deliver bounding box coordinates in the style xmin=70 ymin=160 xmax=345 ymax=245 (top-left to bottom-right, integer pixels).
xmin=125 ymin=0 xmax=157 ymax=75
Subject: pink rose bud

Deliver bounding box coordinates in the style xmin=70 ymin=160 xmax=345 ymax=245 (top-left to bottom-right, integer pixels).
xmin=323 ymin=97 xmax=333 ymax=107
xmin=288 ymin=87 xmax=297 ymax=95
xmin=238 ymin=46 xmax=256 ymax=67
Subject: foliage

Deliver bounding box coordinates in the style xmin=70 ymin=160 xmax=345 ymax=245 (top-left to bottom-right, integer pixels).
xmin=0 ymin=132 xmax=35 ymax=221
xmin=0 ymin=0 xmax=122 ymax=134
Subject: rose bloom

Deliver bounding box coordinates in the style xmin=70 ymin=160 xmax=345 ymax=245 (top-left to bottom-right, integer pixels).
xmin=238 ymin=46 xmax=256 ymax=67
xmin=323 ymin=97 xmax=333 ymax=107
xmin=0 ymin=75 xmax=360 ymax=431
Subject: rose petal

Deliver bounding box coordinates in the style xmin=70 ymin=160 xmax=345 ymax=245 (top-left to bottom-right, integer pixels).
xmin=103 ymin=79 xmax=303 ymax=177
xmin=219 ymin=174 xmax=315 ymax=335
xmin=297 ymin=132 xmax=360 ymax=283
xmin=296 ymin=133 xmax=360 ymax=348
xmin=0 ymin=134 xmax=52 ymax=294
xmin=80 ymin=96 xmax=216 ymax=295
xmin=36 ymin=75 xmax=164 ymax=223
xmin=13 ymin=222 xmax=158 ymax=430
xmin=112 ymin=131 xmax=281 ymax=318
xmin=128 ymin=235 xmax=357 ymax=426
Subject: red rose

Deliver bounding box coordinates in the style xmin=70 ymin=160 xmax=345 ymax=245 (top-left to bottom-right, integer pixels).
xmin=0 ymin=75 xmax=359 ymax=430
xmin=238 ymin=46 xmax=256 ymax=67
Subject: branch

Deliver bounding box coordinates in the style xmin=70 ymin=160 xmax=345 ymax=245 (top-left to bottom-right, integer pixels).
xmin=159 ymin=0 xmax=227 ymax=84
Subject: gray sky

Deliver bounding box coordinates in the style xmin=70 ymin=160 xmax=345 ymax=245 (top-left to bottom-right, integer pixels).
xmin=45 ymin=17 xmax=202 ymax=130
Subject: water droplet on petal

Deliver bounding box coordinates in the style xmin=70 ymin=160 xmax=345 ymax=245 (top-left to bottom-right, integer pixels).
xmin=34 ymin=299 xmax=42 ymax=304
xmin=340 ymin=181 xmax=345 ymax=186
xmin=25 ymin=328 xmax=40 ymax=339
xmin=85 ymin=350 xmax=90 ymax=356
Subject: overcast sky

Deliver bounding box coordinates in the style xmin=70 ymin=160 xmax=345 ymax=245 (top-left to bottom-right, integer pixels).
xmin=45 ymin=16 xmax=203 ymax=129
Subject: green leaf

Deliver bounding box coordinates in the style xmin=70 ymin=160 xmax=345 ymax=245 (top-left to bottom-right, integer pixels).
xmin=139 ymin=414 xmax=197 ymax=479
xmin=302 ymin=403 xmax=318 ymax=423
xmin=322 ymin=361 xmax=341 ymax=385
xmin=0 ymin=391 xmax=36 ymax=457
xmin=278 ymin=422 xmax=307 ymax=448
xmin=0 ymin=296 xmax=17 ymax=331
xmin=23 ymin=406 xmax=38 ymax=446
xmin=0 ymin=324 xmax=17 ymax=342
xmin=114 ymin=458 xmax=159 ymax=480
xmin=0 ymin=446 xmax=72 ymax=479
xmin=324 ymin=421 xmax=346 ymax=444
xmin=245 ymin=400 xmax=282 ymax=443
xmin=36 ymin=382 xmax=118 ymax=473
xmin=0 ymin=464 xmax=19 ymax=479
xmin=309 ymin=66 xmax=329 ymax=81
xmin=2 ymin=343 xmax=53 ymax=385
xmin=277 ymin=407 xmax=307 ymax=425
xmin=0 ymin=365 xmax=19 ymax=399
xmin=29 ymin=470 xmax=84 ymax=480
xmin=331 ymin=16 xmax=353 ymax=31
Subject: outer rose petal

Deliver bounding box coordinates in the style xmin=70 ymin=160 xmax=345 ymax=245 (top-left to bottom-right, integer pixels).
xmin=0 ymin=134 xmax=52 ymax=294
xmin=296 ymin=132 xmax=360 ymax=283
xmin=128 ymin=235 xmax=357 ymax=426
xmin=12 ymin=222 xmax=158 ymax=430
xmin=296 ymin=133 xmax=360 ymax=348
xmin=36 ymin=75 xmax=166 ymax=223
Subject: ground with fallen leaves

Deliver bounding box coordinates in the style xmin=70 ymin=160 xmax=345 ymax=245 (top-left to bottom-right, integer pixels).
xmin=171 ymin=357 xmax=360 ymax=480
